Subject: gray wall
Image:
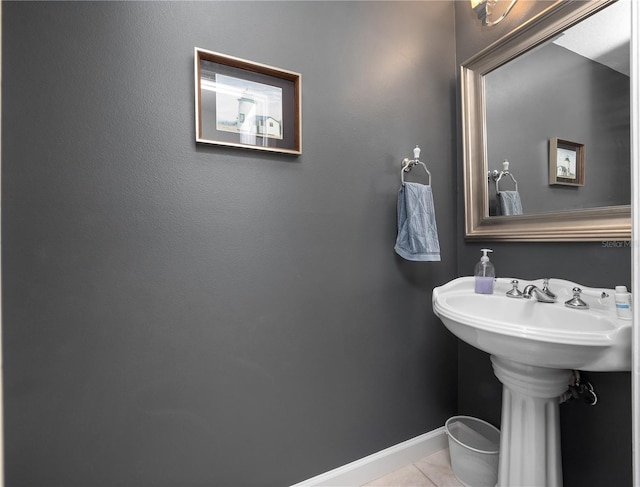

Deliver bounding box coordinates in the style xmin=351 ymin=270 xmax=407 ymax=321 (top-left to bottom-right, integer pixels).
xmin=455 ymin=2 xmax=632 ymax=486
xmin=2 ymin=1 xmax=458 ymax=486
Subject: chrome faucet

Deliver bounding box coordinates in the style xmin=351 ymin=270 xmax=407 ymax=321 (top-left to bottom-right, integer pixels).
xmin=540 ymin=278 xmax=557 ymax=300
xmin=522 ymin=282 xmax=557 ymax=303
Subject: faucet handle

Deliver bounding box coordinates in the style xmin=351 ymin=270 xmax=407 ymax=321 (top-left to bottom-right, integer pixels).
xmin=506 ymin=279 xmax=523 ymax=298
xmin=565 ymin=287 xmax=589 ymax=309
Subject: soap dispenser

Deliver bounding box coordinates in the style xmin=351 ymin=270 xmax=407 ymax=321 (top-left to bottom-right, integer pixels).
xmin=474 ymin=248 xmax=495 ymax=294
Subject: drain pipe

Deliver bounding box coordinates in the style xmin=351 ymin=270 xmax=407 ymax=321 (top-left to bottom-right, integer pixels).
xmin=559 ymin=370 xmax=598 ymax=405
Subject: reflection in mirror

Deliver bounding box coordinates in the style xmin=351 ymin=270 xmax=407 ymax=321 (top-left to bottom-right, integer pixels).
xmin=485 ymin=0 xmax=630 ymax=217
xmin=461 ymin=0 xmax=632 ymax=241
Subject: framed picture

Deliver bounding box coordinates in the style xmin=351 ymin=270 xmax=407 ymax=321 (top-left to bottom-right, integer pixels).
xmin=194 ymin=47 xmax=302 ymax=155
xmin=549 ymin=138 xmax=585 ymax=186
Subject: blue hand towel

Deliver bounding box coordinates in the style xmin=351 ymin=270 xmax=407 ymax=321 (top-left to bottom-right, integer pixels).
xmin=497 ymin=190 xmax=523 ymax=216
xmin=394 ymin=182 xmax=441 ymax=262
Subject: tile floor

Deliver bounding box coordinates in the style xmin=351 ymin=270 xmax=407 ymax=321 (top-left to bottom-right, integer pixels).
xmin=361 ymin=449 xmax=464 ymax=487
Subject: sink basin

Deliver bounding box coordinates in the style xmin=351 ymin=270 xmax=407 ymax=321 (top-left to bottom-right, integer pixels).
xmin=432 ymin=276 xmax=631 ymax=371
xmin=432 ymin=276 xmax=632 ymax=486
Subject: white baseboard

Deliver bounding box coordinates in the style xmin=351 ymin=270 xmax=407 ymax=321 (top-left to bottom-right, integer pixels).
xmin=290 ymin=426 xmax=447 ymax=487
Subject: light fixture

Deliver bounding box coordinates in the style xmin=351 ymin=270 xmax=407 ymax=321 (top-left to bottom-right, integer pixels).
xmin=471 ymin=0 xmax=518 ymax=26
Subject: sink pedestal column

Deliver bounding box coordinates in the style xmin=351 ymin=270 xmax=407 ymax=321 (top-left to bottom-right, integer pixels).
xmin=491 ymin=356 xmax=573 ymax=487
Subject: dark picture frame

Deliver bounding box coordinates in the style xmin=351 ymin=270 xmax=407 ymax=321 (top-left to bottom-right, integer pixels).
xmin=549 ymin=137 xmax=585 ymax=186
xmin=194 ymin=48 xmax=302 ymax=155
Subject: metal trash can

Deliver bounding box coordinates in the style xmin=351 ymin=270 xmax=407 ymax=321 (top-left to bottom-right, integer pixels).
xmin=445 ymin=416 xmax=500 ymax=487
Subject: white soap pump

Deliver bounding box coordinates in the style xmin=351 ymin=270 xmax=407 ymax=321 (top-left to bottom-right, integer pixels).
xmin=474 ymin=248 xmax=495 ymax=294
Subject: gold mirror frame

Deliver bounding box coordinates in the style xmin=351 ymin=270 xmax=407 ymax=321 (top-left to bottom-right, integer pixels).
xmin=461 ymin=0 xmax=631 ymax=241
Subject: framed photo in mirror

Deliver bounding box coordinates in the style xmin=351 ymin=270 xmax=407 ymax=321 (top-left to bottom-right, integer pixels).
xmin=549 ymin=138 xmax=585 ymax=186
xmin=194 ymin=48 xmax=302 ymax=155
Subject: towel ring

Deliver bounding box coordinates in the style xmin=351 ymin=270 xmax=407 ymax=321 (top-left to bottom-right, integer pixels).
xmin=496 ymin=171 xmax=517 ymax=192
xmin=401 ymin=161 xmax=431 ymax=186
xmin=494 ymin=159 xmax=518 ymax=193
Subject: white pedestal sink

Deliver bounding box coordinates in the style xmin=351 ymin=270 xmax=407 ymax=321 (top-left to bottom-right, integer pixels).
xmin=433 ymin=277 xmax=631 ymax=487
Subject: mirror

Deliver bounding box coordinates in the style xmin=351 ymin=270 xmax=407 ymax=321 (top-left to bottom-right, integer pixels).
xmin=461 ymin=0 xmax=631 ymax=241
